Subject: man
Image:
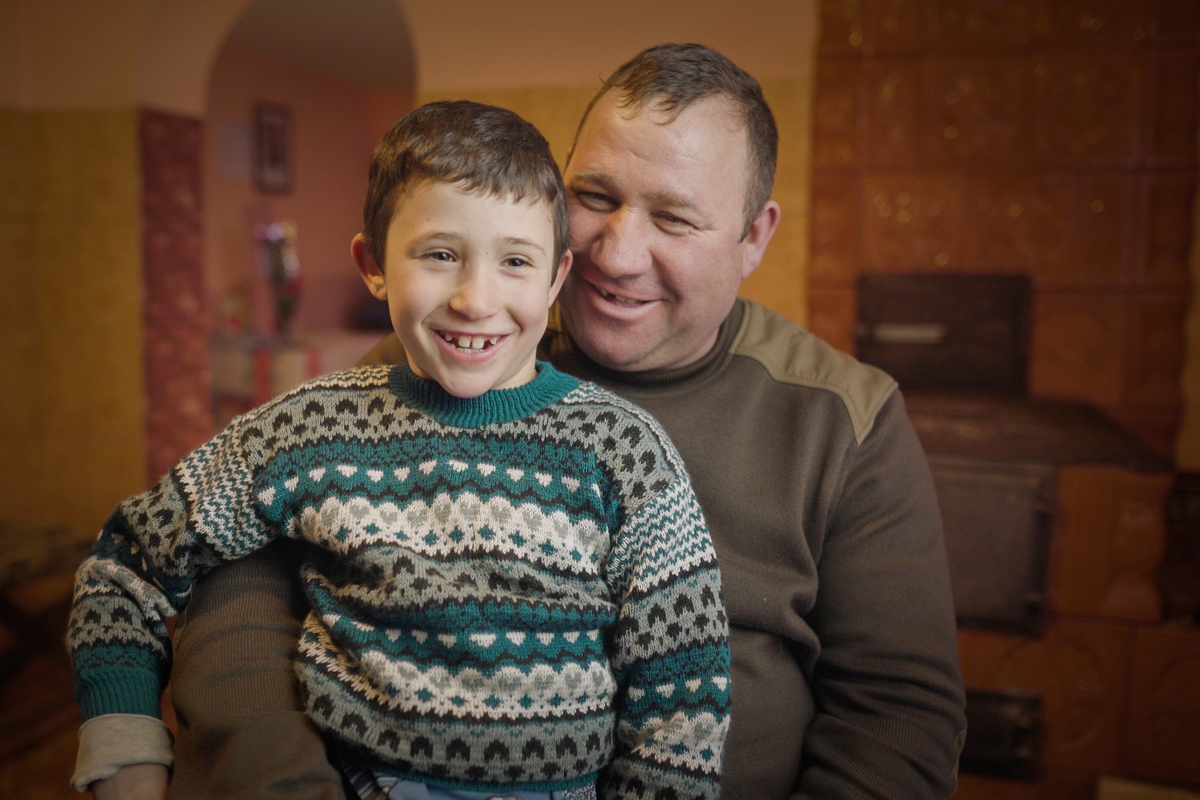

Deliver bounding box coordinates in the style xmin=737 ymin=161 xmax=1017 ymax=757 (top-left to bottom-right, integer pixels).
xmin=168 ymin=44 xmax=966 ymax=799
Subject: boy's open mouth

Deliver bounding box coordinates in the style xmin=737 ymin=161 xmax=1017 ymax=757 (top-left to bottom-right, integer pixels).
xmin=436 ymin=331 xmax=504 ymax=351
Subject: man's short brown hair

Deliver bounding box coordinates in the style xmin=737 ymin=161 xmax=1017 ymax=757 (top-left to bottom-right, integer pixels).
xmin=568 ymin=43 xmax=778 ymax=239
xmin=362 ymin=100 xmax=569 ymax=271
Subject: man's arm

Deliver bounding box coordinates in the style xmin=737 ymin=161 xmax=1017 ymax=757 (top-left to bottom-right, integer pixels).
xmin=169 ymin=539 xmax=346 ymax=800
xmin=796 ymin=392 xmax=966 ymax=799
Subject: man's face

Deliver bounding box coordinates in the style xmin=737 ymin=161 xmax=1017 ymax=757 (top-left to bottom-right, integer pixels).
xmin=354 ymin=180 xmax=570 ymax=398
xmin=559 ymin=93 xmax=775 ymax=372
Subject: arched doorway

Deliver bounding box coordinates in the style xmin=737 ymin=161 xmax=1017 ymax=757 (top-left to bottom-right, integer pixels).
xmin=135 ymin=0 xmax=415 ymax=478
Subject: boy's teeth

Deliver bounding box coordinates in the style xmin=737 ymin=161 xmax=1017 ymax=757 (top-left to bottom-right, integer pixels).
xmin=442 ymin=333 xmax=500 ymax=350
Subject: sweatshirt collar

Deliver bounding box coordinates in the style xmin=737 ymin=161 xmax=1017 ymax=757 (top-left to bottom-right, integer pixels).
xmin=551 ymin=299 xmax=745 ymax=392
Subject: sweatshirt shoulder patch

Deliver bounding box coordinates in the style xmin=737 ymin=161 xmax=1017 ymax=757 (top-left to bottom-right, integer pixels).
xmin=729 ymin=301 xmax=898 ymax=444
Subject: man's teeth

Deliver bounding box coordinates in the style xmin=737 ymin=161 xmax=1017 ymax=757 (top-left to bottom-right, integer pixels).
xmin=597 ymin=287 xmax=644 ymax=307
xmin=440 ymin=333 xmax=501 ymax=350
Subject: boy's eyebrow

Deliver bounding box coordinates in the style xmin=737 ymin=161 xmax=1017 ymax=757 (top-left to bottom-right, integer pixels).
xmin=501 ymin=236 xmax=547 ymax=254
xmin=411 ymin=230 xmax=546 ymax=255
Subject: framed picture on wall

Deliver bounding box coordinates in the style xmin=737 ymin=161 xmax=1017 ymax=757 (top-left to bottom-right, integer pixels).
xmin=254 ymin=102 xmax=293 ymax=194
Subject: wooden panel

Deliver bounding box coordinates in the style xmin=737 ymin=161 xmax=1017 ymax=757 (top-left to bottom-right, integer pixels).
xmin=1144 ymin=50 xmax=1200 ymax=167
xmin=863 ymin=59 xmax=921 ymax=168
xmin=1030 ymin=0 xmax=1152 ymax=48
xmin=813 ymin=60 xmax=861 ymax=170
xmin=1047 ymin=465 xmax=1171 ymax=623
xmin=1123 ymin=294 xmax=1187 ymax=410
xmin=1029 ymin=292 xmax=1127 ymax=407
xmin=1053 ymin=174 xmax=1136 ymax=289
xmin=966 ymin=174 xmax=1073 ymax=274
xmin=819 ymin=0 xmax=865 ymax=55
xmin=1124 ymin=625 xmax=1200 ymax=787
xmin=1152 ymin=0 xmax=1200 ymax=46
xmin=861 ymin=174 xmax=969 ymax=272
xmin=922 ymin=56 xmax=1031 ymax=167
xmin=1033 ymin=51 xmax=1142 ymax=167
xmin=810 ymin=175 xmax=860 ymax=282
xmin=1137 ymin=174 xmax=1195 ymax=288
xmin=807 ymin=284 xmax=856 ymax=354
xmin=1106 ymin=410 xmax=1180 ymax=461
xmin=862 ymin=0 xmax=923 ymax=53
xmin=1043 ymin=769 xmax=1101 ymax=800
xmin=925 ymin=0 xmax=1035 ymax=50
xmin=957 ymin=619 xmax=1134 ymax=774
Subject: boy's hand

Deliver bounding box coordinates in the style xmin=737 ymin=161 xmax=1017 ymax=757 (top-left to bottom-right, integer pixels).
xmin=91 ymin=764 xmax=168 ymax=800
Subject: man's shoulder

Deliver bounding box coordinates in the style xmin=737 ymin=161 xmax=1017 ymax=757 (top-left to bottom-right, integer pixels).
xmin=729 ymin=300 xmax=898 ymax=445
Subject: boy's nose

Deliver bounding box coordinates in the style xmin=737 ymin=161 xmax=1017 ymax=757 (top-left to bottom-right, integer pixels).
xmin=449 ymin=270 xmax=499 ymax=318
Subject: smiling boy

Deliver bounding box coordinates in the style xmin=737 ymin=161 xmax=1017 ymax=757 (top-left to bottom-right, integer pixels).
xmin=69 ymin=101 xmax=729 ymax=800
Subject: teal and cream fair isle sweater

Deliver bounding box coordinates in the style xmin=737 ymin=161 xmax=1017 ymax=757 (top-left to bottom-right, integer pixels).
xmin=69 ymin=363 xmax=730 ymax=799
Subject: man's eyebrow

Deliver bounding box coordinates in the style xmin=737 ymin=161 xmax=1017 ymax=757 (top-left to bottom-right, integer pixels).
xmin=568 ymin=171 xmax=702 ymax=213
xmin=566 ymin=170 xmax=612 ymax=189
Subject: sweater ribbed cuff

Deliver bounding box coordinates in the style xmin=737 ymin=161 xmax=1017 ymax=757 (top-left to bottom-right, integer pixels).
xmin=75 ymin=667 xmax=163 ymax=721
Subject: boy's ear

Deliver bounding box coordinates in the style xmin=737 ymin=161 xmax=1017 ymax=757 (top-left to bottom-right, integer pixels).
xmin=547 ymin=250 xmax=573 ymax=306
xmin=351 ymin=234 xmax=387 ymax=300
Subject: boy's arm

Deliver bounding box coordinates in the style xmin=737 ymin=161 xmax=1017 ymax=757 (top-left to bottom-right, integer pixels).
xmin=91 ymin=764 xmax=169 ymax=800
xmin=72 ymin=714 xmax=173 ymax=792
xmin=68 ymin=422 xmax=274 ymax=791
xmin=602 ymin=474 xmax=731 ymax=800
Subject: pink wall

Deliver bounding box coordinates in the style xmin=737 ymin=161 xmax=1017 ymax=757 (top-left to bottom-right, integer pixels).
xmin=204 ymin=44 xmax=411 ymax=335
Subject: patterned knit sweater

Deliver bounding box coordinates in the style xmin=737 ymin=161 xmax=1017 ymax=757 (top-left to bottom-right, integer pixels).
xmin=69 ymin=363 xmax=730 ymax=798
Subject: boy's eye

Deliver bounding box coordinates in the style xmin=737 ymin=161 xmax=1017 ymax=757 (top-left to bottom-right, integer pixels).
xmin=426 ymin=250 xmax=454 ymax=262
xmin=503 ymin=256 xmax=532 ymax=268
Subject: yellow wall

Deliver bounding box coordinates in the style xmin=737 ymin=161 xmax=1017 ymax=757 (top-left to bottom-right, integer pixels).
xmin=0 ymin=107 xmax=145 ymax=531
xmin=421 ymin=76 xmax=815 ymax=326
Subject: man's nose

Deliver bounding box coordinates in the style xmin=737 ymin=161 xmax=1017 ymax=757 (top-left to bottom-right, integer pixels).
xmin=589 ymin=209 xmax=652 ymax=278
xmin=449 ymin=268 xmax=499 ymax=318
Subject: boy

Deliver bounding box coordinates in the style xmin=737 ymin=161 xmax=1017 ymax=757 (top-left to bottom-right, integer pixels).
xmin=69 ymin=101 xmax=730 ymax=800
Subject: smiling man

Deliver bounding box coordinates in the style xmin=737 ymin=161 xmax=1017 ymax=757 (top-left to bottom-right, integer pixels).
xmin=167 ymin=44 xmax=966 ymax=800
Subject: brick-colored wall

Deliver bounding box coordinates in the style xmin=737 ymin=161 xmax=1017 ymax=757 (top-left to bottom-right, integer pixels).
xmin=810 ymin=0 xmax=1198 ymax=459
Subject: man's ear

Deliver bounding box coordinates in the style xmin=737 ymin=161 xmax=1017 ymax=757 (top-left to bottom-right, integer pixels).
xmin=351 ymin=233 xmax=387 ymax=300
xmin=739 ymin=199 xmax=781 ymax=280
xmin=547 ymin=249 xmax=573 ymax=306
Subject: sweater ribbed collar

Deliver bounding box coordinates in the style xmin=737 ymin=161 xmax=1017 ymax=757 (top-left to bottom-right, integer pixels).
xmin=388 ymin=361 xmax=578 ymax=428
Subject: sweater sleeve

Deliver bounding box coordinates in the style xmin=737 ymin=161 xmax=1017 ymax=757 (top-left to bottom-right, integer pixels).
xmin=795 ymin=392 xmax=966 ymax=799
xmin=68 ymin=418 xmax=275 ymax=722
xmin=600 ymin=467 xmax=731 ymax=800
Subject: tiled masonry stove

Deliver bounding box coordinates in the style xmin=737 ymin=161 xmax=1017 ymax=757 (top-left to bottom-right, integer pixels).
xmin=811 ymin=3 xmax=1200 ymax=793
xmin=855 ymin=273 xmax=1194 ymax=793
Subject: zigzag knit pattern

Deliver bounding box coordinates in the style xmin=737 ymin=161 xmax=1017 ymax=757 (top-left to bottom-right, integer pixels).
xmin=69 ymin=363 xmax=730 ymax=799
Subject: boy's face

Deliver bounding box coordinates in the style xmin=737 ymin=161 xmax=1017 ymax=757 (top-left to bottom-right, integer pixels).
xmin=353 ymin=180 xmax=571 ymax=398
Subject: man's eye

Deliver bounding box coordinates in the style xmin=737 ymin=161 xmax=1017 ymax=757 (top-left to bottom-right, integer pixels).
xmin=574 ymin=190 xmax=616 ymax=210
xmin=656 ymin=213 xmax=693 ymax=229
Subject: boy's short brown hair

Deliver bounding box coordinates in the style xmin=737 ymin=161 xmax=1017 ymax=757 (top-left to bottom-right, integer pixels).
xmin=362 ymin=100 xmax=569 ymax=272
